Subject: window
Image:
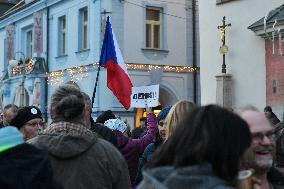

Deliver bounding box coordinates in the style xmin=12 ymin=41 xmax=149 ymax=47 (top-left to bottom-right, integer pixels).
xmin=79 ymin=7 xmax=88 ymax=50
xmin=26 ymin=30 xmax=33 ymax=58
xmin=273 ymin=80 xmax=277 ymax=94
xmin=58 ymin=15 xmax=66 ymax=56
xmin=146 ymin=7 xmax=162 ymax=49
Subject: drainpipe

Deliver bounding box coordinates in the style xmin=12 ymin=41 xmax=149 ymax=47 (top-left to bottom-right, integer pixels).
xmin=192 ymin=0 xmax=197 ymax=103
xmin=44 ymin=6 xmax=49 ymax=122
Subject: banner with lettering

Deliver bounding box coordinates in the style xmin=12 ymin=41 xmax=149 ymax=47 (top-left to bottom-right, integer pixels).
xmin=33 ymin=12 xmax=43 ymax=53
xmin=5 ymin=25 xmax=15 ymax=60
xmin=131 ymin=84 xmax=159 ymax=108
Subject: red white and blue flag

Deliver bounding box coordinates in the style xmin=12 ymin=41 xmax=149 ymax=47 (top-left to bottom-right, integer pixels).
xmin=99 ymin=17 xmax=133 ymax=110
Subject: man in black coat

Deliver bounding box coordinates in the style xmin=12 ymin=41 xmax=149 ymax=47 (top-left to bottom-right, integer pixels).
xmin=0 ymin=126 xmax=62 ymax=189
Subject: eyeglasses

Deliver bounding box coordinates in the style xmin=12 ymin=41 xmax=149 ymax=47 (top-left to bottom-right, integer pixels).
xmin=25 ymin=122 xmax=44 ymax=128
xmin=251 ymin=131 xmax=276 ymax=142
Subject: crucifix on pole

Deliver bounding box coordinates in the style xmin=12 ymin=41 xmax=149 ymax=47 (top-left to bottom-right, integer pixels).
xmin=217 ymin=16 xmax=231 ymax=74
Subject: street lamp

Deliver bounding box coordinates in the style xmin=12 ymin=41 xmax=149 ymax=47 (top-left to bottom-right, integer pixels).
xmin=8 ymin=51 xmax=34 ymax=107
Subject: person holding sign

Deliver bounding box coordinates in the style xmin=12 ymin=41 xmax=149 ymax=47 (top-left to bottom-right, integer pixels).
xmin=104 ymin=107 xmax=158 ymax=188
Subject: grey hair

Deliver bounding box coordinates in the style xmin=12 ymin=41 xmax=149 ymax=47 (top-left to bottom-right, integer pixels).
xmin=234 ymin=105 xmax=259 ymax=115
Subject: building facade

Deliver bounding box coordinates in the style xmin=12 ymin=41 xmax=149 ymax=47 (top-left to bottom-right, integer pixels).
xmin=0 ymin=0 xmax=200 ymax=128
xmin=199 ymin=0 xmax=283 ymax=117
xmin=249 ymin=4 xmax=284 ymax=120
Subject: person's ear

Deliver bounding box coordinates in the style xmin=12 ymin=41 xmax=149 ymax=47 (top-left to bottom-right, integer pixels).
xmin=19 ymin=126 xmax=27 ymax=140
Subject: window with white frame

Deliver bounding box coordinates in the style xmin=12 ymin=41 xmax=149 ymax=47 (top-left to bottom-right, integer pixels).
xmin=58 ymin=15 xmax=66 ymax=56
xmin=146 ymin=7 xmax=162 ymax=49
xmin=26 ymin=30 xmax=33 ymax=58
xmin=79 ymin=7 xmax=88 ymax=50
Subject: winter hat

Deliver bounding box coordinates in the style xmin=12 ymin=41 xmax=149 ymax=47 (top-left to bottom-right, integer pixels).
xmin=157 ymin=105 xmax=172 ymax=122
xmin=264 ymin=106 xmax=272 ymax=112
xmin=104 ymin=119 xmax=127 ymax=133
xmin=0 ymin=126 xmax=24 ymax=153
xmin=96 ymin=110 xmax=116 ymax=124
xmin=10 ymin=106 xmax=42 ymax=129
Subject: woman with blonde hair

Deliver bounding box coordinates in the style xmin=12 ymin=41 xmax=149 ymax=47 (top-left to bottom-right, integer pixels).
xmin=164 ymin=100 xmax=196 ymax=140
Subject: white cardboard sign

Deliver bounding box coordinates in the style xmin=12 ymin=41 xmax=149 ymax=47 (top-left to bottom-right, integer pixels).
xmin=131 ymin=85 xmax=159 ymax=108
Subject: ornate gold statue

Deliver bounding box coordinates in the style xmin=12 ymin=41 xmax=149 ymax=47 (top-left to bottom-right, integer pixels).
xmin=220 ymin=28 xmax=225 ymax=46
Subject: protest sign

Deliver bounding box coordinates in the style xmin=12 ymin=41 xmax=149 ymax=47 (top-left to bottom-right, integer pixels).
xmin=131 ymin=85 xmax=159 ymax=108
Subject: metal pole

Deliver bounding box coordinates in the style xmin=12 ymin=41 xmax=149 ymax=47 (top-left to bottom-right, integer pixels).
xmin=21 ymin=62 xmax=25 ymax=107
xmin=222 ymin=55 xmax=226 ymax=74
xmin=91 ymin=65 xmax=101 ymax=109
xmin=192 ymin=0 xmax=197 ymax=103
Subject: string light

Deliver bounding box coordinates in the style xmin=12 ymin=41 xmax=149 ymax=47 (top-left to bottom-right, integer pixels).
xmin=11 ymin=58 xmax=34 ymax=77
xmin=47 ymin=71 xmax=64 ymax=85
xmin=47 ymin=62 xmax=199 ymax=85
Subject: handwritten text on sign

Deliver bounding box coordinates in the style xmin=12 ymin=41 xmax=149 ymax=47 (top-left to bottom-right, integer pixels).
xmin=131 ymin=85 xmax=159 ymax=108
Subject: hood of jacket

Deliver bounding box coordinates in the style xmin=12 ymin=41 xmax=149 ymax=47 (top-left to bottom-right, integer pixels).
xmin=29 ymin=122 xmax=98 ymax=159
xmin=138 ymin=163 xmax=235 ymax=189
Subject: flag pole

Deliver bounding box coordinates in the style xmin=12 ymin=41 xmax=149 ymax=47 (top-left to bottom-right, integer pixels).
xmin=91 ymin=64 xmax=101 ymax=108
xmin=91 ymin=14 xmax=107 ymax=109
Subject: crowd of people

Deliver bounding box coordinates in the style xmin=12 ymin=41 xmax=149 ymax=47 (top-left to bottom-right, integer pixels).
xmin=0 ymin=83 xmax=284 ymax=189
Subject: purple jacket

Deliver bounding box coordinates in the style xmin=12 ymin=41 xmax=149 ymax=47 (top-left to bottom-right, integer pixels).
xmin=115 ymin=112 xmax=158 ymax=188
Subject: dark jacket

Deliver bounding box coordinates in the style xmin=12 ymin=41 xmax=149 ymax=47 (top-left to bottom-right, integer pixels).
xmin=90 ymin=118 xmax=117 ymax=146
xmin=135 ymin=143 xmax=156 ymax=186
xmin=268 ymin=168 xmax=284 ymax=189
xmin=267 ymin=113 xmax=281 ymax=126
xmin=274 ymin=122 xmax=284 ymax=167
xmin=137 ymin=163 xmax=235 ymax=189
xmin=29 ymin=121 xmax=131 ymax=189
xmin=115 ymin=112 xmax=158 ymax=188
xmin=0 ymin=143 xmax=62 ymax=189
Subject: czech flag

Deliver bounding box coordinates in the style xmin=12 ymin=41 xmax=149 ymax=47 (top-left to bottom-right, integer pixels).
xmin=99 ymin=17 xmax=133 ymax=110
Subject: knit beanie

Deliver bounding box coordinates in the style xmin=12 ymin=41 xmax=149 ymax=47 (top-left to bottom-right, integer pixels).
xmin=96 ymin=110 xmax=116 ymax=124
xmin=157 ymin=105 xmax=172 ymax=122
xmin=10 ymin=106 xmax=42 ymax=129
xmin=104 ymin=119 xmax=127 ymax=133
xmin=0 ymin=126 xmax=24 ymax=153
xmin=264 ymin=106 xmax=272 ymax=112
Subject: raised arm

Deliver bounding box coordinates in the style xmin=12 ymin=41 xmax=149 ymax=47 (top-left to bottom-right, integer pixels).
xmin=132 ymin=109 xmax=158 ymax=154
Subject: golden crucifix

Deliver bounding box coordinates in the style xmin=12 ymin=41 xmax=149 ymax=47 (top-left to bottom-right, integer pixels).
xmin=217 ymin=16 xmax=231 ymax=73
